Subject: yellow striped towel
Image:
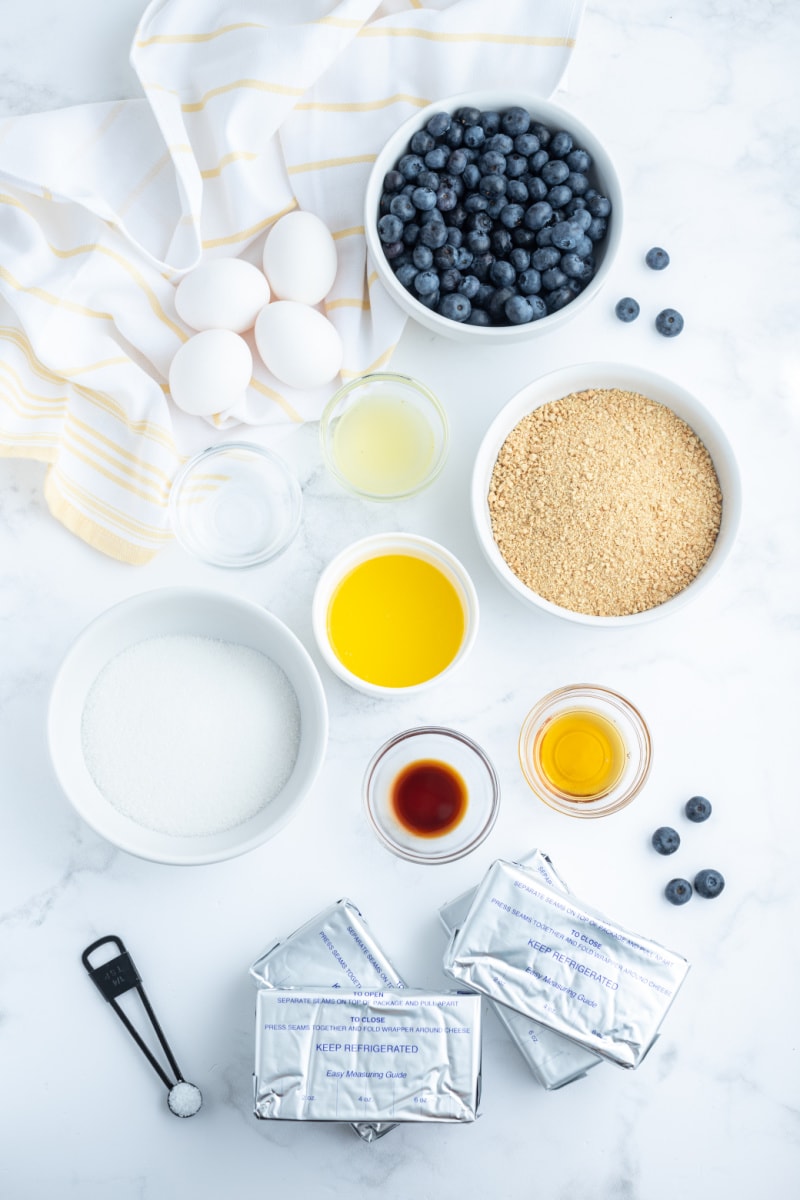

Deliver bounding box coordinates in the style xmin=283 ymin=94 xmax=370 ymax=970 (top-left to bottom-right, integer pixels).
xmin=0 ymin=0 xmax=584 ymax=563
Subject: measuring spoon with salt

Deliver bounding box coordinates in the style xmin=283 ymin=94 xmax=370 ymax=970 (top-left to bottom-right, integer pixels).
xmin=81 ymin=935 xmax=202 ymax=1118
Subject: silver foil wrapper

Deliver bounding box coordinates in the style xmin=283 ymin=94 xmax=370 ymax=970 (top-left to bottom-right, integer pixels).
xmin=250 ymin=899 xmax=406 ymax=1141
xmin=254 ymin=988 xmax=481 ymax=1124
xmin=443 ymin=858 xmax=690 ymax=1069
xmin=439 ymin=850 xmax=602 ymax=1089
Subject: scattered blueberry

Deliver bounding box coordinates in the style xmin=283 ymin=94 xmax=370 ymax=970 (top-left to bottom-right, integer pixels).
xmin=665 ymin=878 xmax=693 ymax=906
xmin=655 ymin=308 xmax=684 ymax=337
xmin=646 ymin=246 xmax=670 ymax=270
xmin=685 ymin=795 xmax=712 ymax=823
xmin=694 ymin=869 xmax=725 ymax=899
xmin=652 ymin=826 xmax=681 ymax=855
xmin=615 ymin=297 xmax=640 ymax=323
xmin=377 ymin=106 xmax=612 ymax=326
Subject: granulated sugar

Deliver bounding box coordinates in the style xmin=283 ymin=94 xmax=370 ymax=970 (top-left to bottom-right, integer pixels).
xmin=81 ymin=635 xmax=301 ymax=836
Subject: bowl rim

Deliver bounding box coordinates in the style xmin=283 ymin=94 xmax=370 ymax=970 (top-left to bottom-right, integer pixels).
xmin=47 ymin=586 xmax=328 ymax=865
xmin=168 ymin=441 xmax=303 ymax=569
xmin=470 ymin=360 xmax=742 ymax=626
xmin=363 ymin=725 xmax=501 ymax=863
xmin=364 ymin=89 xmax=623 ymax=342
xmin=311 ymin=531 xmax=480 ymax=697
xmin=319 ymin=371 xmax=450 ymax=500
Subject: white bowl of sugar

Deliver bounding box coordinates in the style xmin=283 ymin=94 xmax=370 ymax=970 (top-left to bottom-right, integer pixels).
xmin=48 ymin=588 xmax=328 ymax=865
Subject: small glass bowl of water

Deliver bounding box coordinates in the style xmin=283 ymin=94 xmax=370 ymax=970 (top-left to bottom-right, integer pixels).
xmin=320 ymin=372 xmax=449 ymax=500
xmin=169 ymin=442 xmax=302 ymax=568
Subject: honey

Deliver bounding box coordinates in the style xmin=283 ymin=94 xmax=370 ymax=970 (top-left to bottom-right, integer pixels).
xmin=536 ymin=708 xmax=627 ymax=799
xmin=390 ymin=759 xmax=467 ymax=837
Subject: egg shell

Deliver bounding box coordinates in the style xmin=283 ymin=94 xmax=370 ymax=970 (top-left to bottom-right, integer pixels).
xmin=174 ymin=258 xmax=270 ymax=333
xmin=254 ymin=301 xmax=343 ymax=390
xmin=262 ymin=210 xmax=338 ymax=306
xmin=168 ymin=330 xmax=253 ymax=417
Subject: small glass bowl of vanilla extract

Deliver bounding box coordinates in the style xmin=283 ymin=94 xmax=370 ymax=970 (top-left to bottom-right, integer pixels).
xmin=518 ymin=684 xmax=652 ymax=818
xmin=363 ymin=727 xmax=500 ymax=863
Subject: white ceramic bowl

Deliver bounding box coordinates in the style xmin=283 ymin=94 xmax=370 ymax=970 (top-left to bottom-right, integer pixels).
xmin=364 ymin=91 xmax=622 ymax=344
xmin=48 ymin=588 xmax=328 ymax=864
xmin=311 ymin=533 xmax=479 ymax=698
xmin=471 ymin=362 xmax=741 ymax=626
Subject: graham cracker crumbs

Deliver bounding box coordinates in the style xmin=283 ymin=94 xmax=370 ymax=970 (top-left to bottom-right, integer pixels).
xmin=487 ymin=388 xmax=722 ymax=617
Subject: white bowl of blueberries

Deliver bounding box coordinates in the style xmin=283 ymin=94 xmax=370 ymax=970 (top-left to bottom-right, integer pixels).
xmin=364 ymin=91 xmax=622 ymax=342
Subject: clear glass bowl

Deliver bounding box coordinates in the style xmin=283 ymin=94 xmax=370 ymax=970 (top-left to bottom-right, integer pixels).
xmin=518 ymin=684 xmax=652 ymax=818
xmin=320 ymin=372 xmax=448 ymax=500
xmin=169 ymin=442 xmax=302 ymax=568
xmin=363 ymin=727 xmax=500 ymax=864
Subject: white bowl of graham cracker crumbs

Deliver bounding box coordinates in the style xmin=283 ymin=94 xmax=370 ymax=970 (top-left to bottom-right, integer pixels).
xmin=471 ymin=363 xmax=741 ymax=625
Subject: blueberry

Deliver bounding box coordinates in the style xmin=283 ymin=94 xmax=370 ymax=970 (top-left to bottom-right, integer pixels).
xmin=471 ymin=252 xmax=496 ymax=281
xmin=566 ymin=171 xmax=589 ymax=196
xmin=402 ymin=222 xmax=420 ymax=247
xmin=418 ymin=221 xmax=448 ymax=249
xmin=523 ymin=201 xmax=553 ymax=231
xmin=412 ymin=244 xmax=433 ymax=270
xmin=417 ymin=169 xmax=440 ymax=192
xmin=437 ymin=292 xmax=471 ymax=321
xmin=426 ymin=112 xmax=451 ymax=138
xmin=444 ymin=123 xmax=464 ymax=148
xmin=527 ymin=295 xmax=547 ymax=320
xmin=529 ymin=148 xmax=549 ymax=172
xmin=397 ymin=154 xmax=425 ymax=180
xmin=509 ymin=247 xmax=531 ymax=271
xmin=646 ymin=246 xmax=670 ymax=270
xmin=501 ymin=106 xmax=531 ymax=137
xmin=501 ymin=295 xmax=532 ymax=325
xmin=655 ymin=308 xmax=684 ymax=337
xmin=541 ymin=266 xmax=568 ymax=291
xmin=410 ymin=129 xmax=435 ymax=155
xmin=547 ymin=185 xmax=573 ymax=209
xmin=586 ymin=216 xmax=608 ymax=242
xmin=505 ymin=153 xmax=529 ymax=179
xmin=561 ymin=252 xmax=592 ymax=280
xmin=550 ymin=220 xmax=582 ymax=250
xmin=506 ymin=179 xmax=529 ymax=204
xmin=394 ymin=263 xmax=417 ymax=288
xmin=486 ymin=133 xmax=514 ymax=155
xmin=652 ymin=826 xmax=681 ymax=855
xmin=486 ymin=286 xmax=515 ymax=322
xmin=496 ymin=203 xmax=524 ymax=232
xmin=447 ymin=149 xmax=469 ymax=175
xmin=566 ymin=148 xmax=592 ymax=173
xmin=514 ymin=132 xmax=540 ymax=157
xmin=525 ymin=175 xmax=548 ymax=202
xmin=489 ymin=259 xmax=516 ymax=288
xmin=416 ymin=288 xmax=440 ymax=310
xmin=615 ymin=297 xmax=640 ymax=322
xmin=490 ymin=229 xmax=513 ymax=257
xmin=413 ymin=269 xmax=439 ymax=296
xmin=550 ymin=130 xmax=574 ymax=158
xmin=411 ymin=186 xmax=437 ymax=212
xmin=425 ymin=146 xmax=449 ymax=170
xmin=434 ymin=244 xmax=458 ymax=271
xmin=541 ymin=159 xmax=570 ymax=186
xmin=546 ymin=285 xmax=574 ymax=312
xmin=377 ymin=213 xmax=403 ymax=243
xmin=665 ymin=879 xmax=693 ymax=906
xmin=439 ymin=267 xmax=462 ymax=292
xmin=463 ymin=124 xmax=486 ymax=150
xmin=458 ymin=274 xmax=480 ymax=299
xmin=685 ymin=795 xmax=712 ymax=823
xmin=462 ymin=162 xmax=481 ymax=189
xmin=532 ymin=246 xmax=560 ymax=271
xmin=436 ymin=186 xmax=458 ymax=212
xmin=454 ymin=246 xmax=473 ymax=270
xmin=479 ymin=174 xmax=507 ymax=201
xmin=456 ymin=106 xmax=481 ymax=126
xmin=479 ymin=111 xmax=502 ymax=135
xmin=478 ymin=150 xmax=506 ymax=175
xmin=586 ymin=193 xmax=612 ymax=218
xmin=464 ymin=193 xmax=489 ymax=213
xmin=486 ymin=195 xmax=507 ymax=220
xmin=445 ymin=225 xmax=463 ymax=248
xmin=466 ymin=307 xmax=491 ymax=326
xmin=511 ymin=227 xmax=537 ymax=248
xmin=574 ymin=235 xmax=594 ymax=259
xmin=383 ymin=169 xmax=405 ymax=194
xmin=390 ymin=194 xmax=416 ymax=221
xmin=518 ymin=268 xmax=542 ymax=295
xmin=465 ymin=230 xmax=491 ymax=255
xmin=694 ymin=869 xmax=725 ymax=899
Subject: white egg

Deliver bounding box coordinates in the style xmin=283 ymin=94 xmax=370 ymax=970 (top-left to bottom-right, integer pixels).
xmin=262 ymin=210 xmax=338 ymax=306
xmin=168 ymin=330 xmax=253 ymax=417
xmin=254 ymin=301 xmax=343 ymax=390
xmin=174 ymin=258 xmax=270 ymax=333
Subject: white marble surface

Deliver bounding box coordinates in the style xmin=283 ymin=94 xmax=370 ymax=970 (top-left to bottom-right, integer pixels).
xmin=2 ymin=2 xmax=799 ymax=1197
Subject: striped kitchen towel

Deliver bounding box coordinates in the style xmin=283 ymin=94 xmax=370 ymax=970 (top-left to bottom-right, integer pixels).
xmin=0 ymin=0 xmax=584 ymax=563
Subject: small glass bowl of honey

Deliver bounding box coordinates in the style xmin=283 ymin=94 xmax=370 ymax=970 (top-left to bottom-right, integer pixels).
xmin=363 ymin=727 xmax=500 ymax=863
xmin=518 ymin=684 xmax=652 ymax=818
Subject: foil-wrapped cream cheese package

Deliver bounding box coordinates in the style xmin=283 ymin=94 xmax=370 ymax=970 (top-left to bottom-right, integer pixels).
xmin=250 ymin=899 xmax=406 ymax=1141
xmin=254 ymin=989 xmax=482 ymax=1123
xmin=439 ymin=850 xmax=602 ymax=1089
xmin=443 ymin=858 xmax=690 ymax=1069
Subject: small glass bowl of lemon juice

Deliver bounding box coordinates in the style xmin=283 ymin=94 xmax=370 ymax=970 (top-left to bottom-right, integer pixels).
xmin=518 ymin=684 xmax=652 ymax=818
xmin=320 ymin=373 xmax=449 ymax=500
